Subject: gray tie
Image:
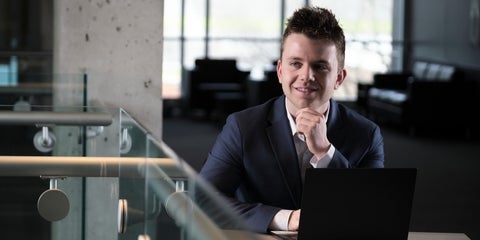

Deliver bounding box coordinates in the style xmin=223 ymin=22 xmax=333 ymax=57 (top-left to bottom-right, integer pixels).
xmin=295 ymin=134 xmax=314 ymax=183
xmin=301 ymin=145 xmax=314 ymax=184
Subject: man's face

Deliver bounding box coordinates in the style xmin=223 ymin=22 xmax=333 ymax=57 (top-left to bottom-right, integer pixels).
xmin=277 ymin=33 xmax=346 ymax=115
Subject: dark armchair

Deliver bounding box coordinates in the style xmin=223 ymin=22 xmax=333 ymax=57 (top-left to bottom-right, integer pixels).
xmin=367 ymin=61 xmax=476 ymax=137
xmin=186 ymin=58 xmax=250 ymax=120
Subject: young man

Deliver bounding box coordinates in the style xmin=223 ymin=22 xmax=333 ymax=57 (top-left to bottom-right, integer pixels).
xmin=199 ymin=6 xmax=384 ymax=233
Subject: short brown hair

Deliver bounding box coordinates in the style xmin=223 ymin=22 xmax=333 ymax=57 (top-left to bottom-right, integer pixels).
xmin=281 ymin=6 xmax=346 ymax=68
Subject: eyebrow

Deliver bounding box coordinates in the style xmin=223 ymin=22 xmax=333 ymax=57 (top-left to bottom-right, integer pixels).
xmin=285 ymin=57 xmax=330 ymax=66
xmin=285 ymin=56 xmax=303 ymax=61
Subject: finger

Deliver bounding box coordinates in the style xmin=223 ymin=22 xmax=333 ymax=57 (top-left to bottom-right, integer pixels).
xmin=295 ymin=108 xmax=321 ymax=119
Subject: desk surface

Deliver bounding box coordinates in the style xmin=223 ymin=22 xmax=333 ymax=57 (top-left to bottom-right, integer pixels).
xmin=408 ymin=232 xmax=471 ymax=240
xmin=223 ymin=230 xmax=471 ymax=240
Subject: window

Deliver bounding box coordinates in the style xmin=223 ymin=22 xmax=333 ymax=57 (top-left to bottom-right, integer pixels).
xmin=0 ymin=1 xmax=53 ymax=88
xmin=162 ymin=0 xmax=401 ymax=101
xmin=0 ymin=56 xmax=18 ymax=86
xmin=208 ymin=0 xmax=280 ymax=71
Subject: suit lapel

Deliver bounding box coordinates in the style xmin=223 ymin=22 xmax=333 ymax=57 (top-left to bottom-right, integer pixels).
xmin=326 ymin=100 xmax=347 ymax=149
xmin=265 ymin=96 xmax=303 ymax=207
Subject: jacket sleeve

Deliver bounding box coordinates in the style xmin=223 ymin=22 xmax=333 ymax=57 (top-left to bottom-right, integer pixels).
xmin=328 ymin=124 xmax=385 ymax=168
xmin=198 ymin=114 xmax=281 ymax=233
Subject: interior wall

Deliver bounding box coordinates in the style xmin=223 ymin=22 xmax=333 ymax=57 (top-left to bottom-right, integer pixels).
xmin=410 ymin=0 xmax=480 ymax=69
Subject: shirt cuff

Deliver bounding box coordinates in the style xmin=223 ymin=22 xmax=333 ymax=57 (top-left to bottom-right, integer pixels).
xmin=311 ymin=144 xmax=335 ymax=168
xmin=269 ymin=209 xmax=293 ymax=231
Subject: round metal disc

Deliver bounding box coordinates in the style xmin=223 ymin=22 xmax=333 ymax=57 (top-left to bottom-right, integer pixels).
xmin=37 ymin=189 xmax=70 ymax=221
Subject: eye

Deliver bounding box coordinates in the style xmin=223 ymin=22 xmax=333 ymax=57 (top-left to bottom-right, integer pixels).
xmin=289 ymin=61 xmax=302 ymax=69
xmin=312 ymin=63 xmax=329 ymax=72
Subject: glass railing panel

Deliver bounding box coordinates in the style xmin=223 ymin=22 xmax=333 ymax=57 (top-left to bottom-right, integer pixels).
xmin=0 ymin=104 xmax=118 ymax=157
xmin=0 ymin=72 xmax=89 ymax=108
xmin=0 ymin=99 xmax=120 ymax=239
xmin=117 ymin=109 xmax=149 ymax=240
xmin=0 ymin=104 xmax=123 ymax=240
xmin=119 ymin=108 xmax=149 ymax=158
xmin=115 ymin=109 xmax=262 ymax=239
xmin=0 ymin=72 xmax=54 ymax=107
xmin=0 ymin=104 xmax=266 ymax=240
xmin=140 ymin=137 xmax=262 ymax=240
xmin=47 ymin=106 xmax=120 ymax=240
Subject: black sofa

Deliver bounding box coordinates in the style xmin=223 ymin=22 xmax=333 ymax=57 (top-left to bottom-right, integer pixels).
xmin=366 ymin=61 xmax=477 ymax=137
xmin=186 ymin=58 xmax=250 ymax=120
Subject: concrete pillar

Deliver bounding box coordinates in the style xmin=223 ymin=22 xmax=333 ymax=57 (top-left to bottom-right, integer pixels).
xmin=53 ymin=0 xmax=164 ymax=141
xmin=52 ymin=1 xmax=164 ymax=240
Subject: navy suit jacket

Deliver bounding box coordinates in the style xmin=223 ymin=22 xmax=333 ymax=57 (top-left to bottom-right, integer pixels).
xmin=199 ymin=95 xmax=384 ymax=233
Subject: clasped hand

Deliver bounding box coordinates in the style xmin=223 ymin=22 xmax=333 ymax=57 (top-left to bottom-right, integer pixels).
xmin=295 ymin=108 xmax=331 ymax=158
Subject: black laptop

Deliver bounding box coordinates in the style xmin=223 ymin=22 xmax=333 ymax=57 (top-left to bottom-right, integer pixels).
xmin=293 ymin=168 xmax=417 ymax=240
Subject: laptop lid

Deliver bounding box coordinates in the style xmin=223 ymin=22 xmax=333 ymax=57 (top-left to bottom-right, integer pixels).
xmin=297 ymin=168 xmax=417 ymax=240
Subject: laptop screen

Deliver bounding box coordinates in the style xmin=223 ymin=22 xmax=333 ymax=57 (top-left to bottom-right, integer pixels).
xmin=297 ymin=168 xmax=417 ymax=240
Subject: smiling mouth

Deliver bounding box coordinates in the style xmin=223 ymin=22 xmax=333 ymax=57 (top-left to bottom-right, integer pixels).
xmin=295 ymin=87 xmax=318 ymax=93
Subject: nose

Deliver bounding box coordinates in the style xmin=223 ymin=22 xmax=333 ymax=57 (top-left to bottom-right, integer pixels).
xmin=301 ymin=65 xmax=315 ymax=82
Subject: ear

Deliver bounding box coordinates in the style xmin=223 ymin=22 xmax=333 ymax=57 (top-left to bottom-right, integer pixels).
xmin=276 ymin=60 xmax=282 ymax=83
xmin=334 ymin=68 xmax=347 ymax=90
